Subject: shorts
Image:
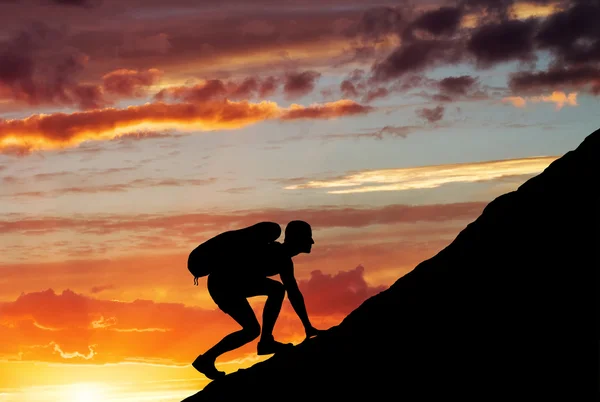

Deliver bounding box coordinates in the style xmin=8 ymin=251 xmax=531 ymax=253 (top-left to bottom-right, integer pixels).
xmin=207 ymin=272 xmax=282 ymax=314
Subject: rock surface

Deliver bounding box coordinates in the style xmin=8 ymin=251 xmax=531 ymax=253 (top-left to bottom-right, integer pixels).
xmin=183 ymin=128 xmax=598 ymax=402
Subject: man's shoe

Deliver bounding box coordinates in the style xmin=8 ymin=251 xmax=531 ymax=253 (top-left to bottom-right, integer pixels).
xmin=257 ymin=339 xmax=294 ymax=355
xmin=192 ymin=355 xmax=226 ymax=380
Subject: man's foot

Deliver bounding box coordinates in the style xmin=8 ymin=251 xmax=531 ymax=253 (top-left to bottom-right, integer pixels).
xmin=192 ymin=355 xmax=226 ymax=380
xmin=257 ymin=339 xmax=294 ymax=355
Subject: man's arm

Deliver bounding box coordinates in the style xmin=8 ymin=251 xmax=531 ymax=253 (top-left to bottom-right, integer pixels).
xmin=280 ymin=261 xmax=319 ymax=336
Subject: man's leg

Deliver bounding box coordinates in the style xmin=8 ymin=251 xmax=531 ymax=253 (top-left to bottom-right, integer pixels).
xmin=193 ymin=296 xmax=261 ymax=379
xmin=248 ymin=279 xmax=294 ymax=355
xmin=254 ymin=278 xmax=285 ymax=341
xmin=212 ymin=277 xmax=291 ymax=355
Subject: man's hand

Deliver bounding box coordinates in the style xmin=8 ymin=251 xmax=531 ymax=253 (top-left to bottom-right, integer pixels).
xmin=305 ymin=325 xmax=325 ymax=340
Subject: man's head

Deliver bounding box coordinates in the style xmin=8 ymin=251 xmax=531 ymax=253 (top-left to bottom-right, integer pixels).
xmin=284 ymin=220 xmax=314 ymax=255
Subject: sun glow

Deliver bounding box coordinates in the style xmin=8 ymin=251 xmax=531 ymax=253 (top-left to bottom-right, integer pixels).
xmin=66 ymin=383 xmax=106 ymax=402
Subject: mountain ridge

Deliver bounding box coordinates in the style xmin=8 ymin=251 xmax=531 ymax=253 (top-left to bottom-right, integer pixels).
xmin=184 ymin=127 xmax=598 ymax=402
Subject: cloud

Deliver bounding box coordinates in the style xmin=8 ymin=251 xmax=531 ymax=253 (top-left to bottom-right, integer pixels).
xmin=2 ymin=1 xmax=597 ymax=113
xmin=467 ymin=18 xmax=539 ymax=67
xmin=154 ymin=76 xmax=282 ymax=103
xmin=340 ymin=79 xmax=360 ymax=98
xmin=280 ymin=99 xmax=374 ymax=120
xmin=0 ymin=22 xmax=108 ymax=110
xmin=219 ymin=187 xmax=255 ymax=194
xmin=51 ymin=0 xmax=98 ymax=6
xmin=154 ymin=79 xmax=228 ymax=103
xmin=0 ymin=99 xmax=372 ymax=153
xmin=119 ymin=33 xmax=172 ymax=56
xmin=364 ymin=125 xmax=417 ymax=139
xmin=90 ymin=285 xmax=115 ymax=294
xmin=102 ymin=69 xmax=163 ymax=97
xmin=508 ymin=65 xmax=600 ymax=95
xmin=363 ymin=87 xmax=389 ymax=102
xmin=502 ymin=96 xmax=528 ymax=108
xmin=535 ymin=2 xmax=600 ymax=65
xmin=3 ymin=177 xmax=218 ymax=198
xmin=321 ymin=125 xmax=420 ymax=141
xmin=283 ymin=156 xmax=558 ymax=194
xmin=357 ymin=0 xmax=600 ymax=89
xmin=283 ymin=71 xmax=322 ymax=99
xmin=371 ymin=39 xmax=459 ymax=81
xmin=438 ymin=75 xmax=479 ymax=95
xmin=0 ymin=264 xmax=388 ymax=363
xmin=2 ymin=167 xmax=136 ymax=186
xmin=410 ymin=6 xmax=464 ymax=37
xmin=8 ymin=3 xmax=367 ymax=84
xmin=0 ymin=202 xmax=488 ymax=239
xmin=502 ymin=91 xmax=578 ymax=109
xmin=416 ymin=105 xmax=445 ymax=122
xmin=351 ymin=5 xmax=405 ymax=41
xmin=298 ymin=265 xmax=387 ymax=316
xmin=51 ymin=342 xmax=96 ymax=359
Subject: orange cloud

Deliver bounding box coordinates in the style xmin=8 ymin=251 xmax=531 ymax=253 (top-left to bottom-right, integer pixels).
xmin=280 ymin=99 xmax=374 ymax=120
xmin=502 ymin=91 xmax=578 ymax=110
xmin=0 ymin=265 xmax=385 ymax=365
xmin=299 ymin=265 xmax=386 ymax=316
xmin=154 ymin=76 xmax=282 ymax=102
xmin=102 ymin=68 xmax=163 ymax=97
xmin=0 ymin=221 xmax=470 ymax=313
xmin=0 ymin=99 xmax=372 ymax=153
xmin=502 ymin=96 xmax=527 ymax=108
xmin=529 ymin=91 xmax=578 ymax=110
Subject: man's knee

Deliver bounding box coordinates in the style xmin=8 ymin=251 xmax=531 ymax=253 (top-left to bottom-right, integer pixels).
xmin=269 ymin=281 xmax=285 ymax=300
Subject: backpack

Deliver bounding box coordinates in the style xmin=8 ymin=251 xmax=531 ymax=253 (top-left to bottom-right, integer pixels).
xmin=187 ymin=221 xmax=282 ymax=285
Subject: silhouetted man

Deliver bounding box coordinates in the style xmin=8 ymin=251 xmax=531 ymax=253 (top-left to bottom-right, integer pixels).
xmin=191 ymin=220 xmax=324 ymax=380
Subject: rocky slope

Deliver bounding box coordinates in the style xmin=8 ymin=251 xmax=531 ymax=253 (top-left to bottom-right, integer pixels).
xmin=184 ymin=128 xmax=598 ymax=402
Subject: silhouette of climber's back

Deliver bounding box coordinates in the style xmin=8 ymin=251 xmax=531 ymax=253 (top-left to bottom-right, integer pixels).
xmin=188 ymin=222 xmax=282 ymax=284
xmin=189 ymin=220 xmax=325 ymax=380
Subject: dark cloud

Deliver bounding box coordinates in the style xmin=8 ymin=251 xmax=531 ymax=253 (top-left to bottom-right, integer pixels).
xmin=227 ymin=77 xmax=259 ymax=99
xmin=283 ymin=71 xmax=322 ymax=99
xmin=416 ymin=105 xmax=445 ymax=122
xmin=51 ymin=0 xmax=99 ymax=6
xmin=0 ymin=23 xmax=108 ymax=109
xmin=363 ymin=87 xmax=389 ymax=102
xmin=467 ymin=18 xmax=539 ymax=67
xmin=371 ymin=39 xmax=461 ymax=81
xmin=351 ymin=6 xmax=405 ymax=41
xmin=325 ymin=125 xmax=419 ymax=140
xmin=438 ymin=75 xmax=479 ymax=95
xmin=70 ymin=84 xmax=106 ymax=109
xmin=410 ymin=6 xmax=464 ymax=37
xmin=90 ymin=284 xmax=114 ymax=294
xmin=257 ymin=76 xmax=280 ymax=97
xmin=3 ymin=1 xmax=599 ymax=116
xmin=535 ymin=2 xmax=600 ymax=64
xmin=508 ymin=65 xmax=600 ymax=94
xmin=340 ymin=80 xmax=360 ymax=98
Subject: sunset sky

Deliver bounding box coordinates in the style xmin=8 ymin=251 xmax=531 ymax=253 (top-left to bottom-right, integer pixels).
xmin=0 ymin=0 xmax=598 ymax=400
